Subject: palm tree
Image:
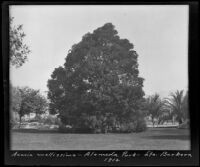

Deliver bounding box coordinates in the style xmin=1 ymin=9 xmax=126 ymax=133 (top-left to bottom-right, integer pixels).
xmin=145 ymin=94 xmax=163 ymax=127
xmin=165 ymin=90 xmax=186 ymax=124
xmin=182 ymin=91 xmax=189 ymax=120
xmin=157 ymin=107 xmax=174 ymax=125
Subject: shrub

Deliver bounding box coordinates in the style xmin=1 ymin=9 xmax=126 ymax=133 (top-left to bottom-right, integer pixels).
xmin=29 ymin=118 xmax=39 ymax=122
xmin=178 ymin=119 xmax=190 ymax=129
xmin=73 ymin=127 xmax=94 ymax=133
xmin=58 ymin=124 xmax=74 ymax=133
xmin=128 ymin=110 xmax=147 ymax=132
xmin=44 ymin=116 xmax=55 ymax=125
xmin=10 ymin=119 xmax=19 ymax=129
xmin=10 ymin=111 xmax=20 ymax=129
xmin=133 ymin=118 xmax=147 ymax=132
xmin=117 ymin=118 xmax=147 ymax=133
xmin=39 ymin=115 xmax=61 ymax=125
xmin=67 ymin=115 xmax=102 ymax=133
xmin=118 ymin=124 xmax=130 ymax=133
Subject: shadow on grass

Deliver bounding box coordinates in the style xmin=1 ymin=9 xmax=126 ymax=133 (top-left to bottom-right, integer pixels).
xmin=11 ymin=129 xmax=61 ymax=134
xmin=11 ymin=129 xmax=97 ymax=134
xmin=147 ymin=128 xmax=190 ymax=136
xmin=143 ymin=134 xmax=190 ymax=141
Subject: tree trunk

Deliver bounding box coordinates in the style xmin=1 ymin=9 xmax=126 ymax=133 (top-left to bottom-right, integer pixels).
xmin=181 ymin=118 xmax=185 ymax=124
xmin=19 ymin=115 xmax=22 ymax=128
xmin=152 ymin=117 xmax=154 ymax=127
xmin=19 ymin=104 xmax=23 ymax=128
xmin=178 ymin=118 xmax=183 ymax=125
xmin=172 ymin=116 xmax=175 ymax=125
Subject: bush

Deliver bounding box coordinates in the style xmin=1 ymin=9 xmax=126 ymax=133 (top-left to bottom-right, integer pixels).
xmin=43 ymin=116 xmax=55 ymax=125
xmin=178 ymin=120 xmax=190 ymax=129
xmin=10 ymin=111 xmax=20 ymax=129
xmin=29 ymin=118 xmax=39 ymax=122
xmin=58 ymin=124 xmax=74 ymax=133
xmin=40 ymin=115 xmax=61 ymax=125
xmin=73 ymin=127 xmax=94 ymax=133
xmin=71 ymin=115 xmax=102 ymax=133
xmin=58 ymin=115 xmax=105 ymax=133
xmin=118 ymin=124 xmax=130 ymax=133
xmin=117 ymin=118 xmax=147 ymax=133
xmin=133 ymin=118 xmax=147 ymax=132
xmin=57 ymin=113 xmax=147 ymax=133
xmin=10 ymin=119 xmax=19 ymax=129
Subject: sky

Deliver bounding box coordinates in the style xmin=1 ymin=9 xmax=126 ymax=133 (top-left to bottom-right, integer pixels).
xmin=9 ymin=5 xmax=189 ymax=98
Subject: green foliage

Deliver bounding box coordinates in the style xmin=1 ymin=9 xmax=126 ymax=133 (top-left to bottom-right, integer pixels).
xmin=37 ymin=115 xmax=61 ymax=126
xmin=19 ymin=87 xmax=48 ymax=116
xmin=127 ymin=110 xmax=147 ymax=132
xmin=116 ymin=118 xmax=146 ymax=133
xmin=10 ymin=111 xmax=20 ymax=128
xmin=145 ymin=94 xmax=163 ymax=126
xmin=165 ymin=90 xmax=189 ymax=124
xmin=133 ymin=118 xmax=147 ymax=132
xmin=10 ymin=86 xmax=48 ymax=127
xmin=9 ymin=17 xmax=31 ymax=68
xmin=10 ymin=85 xmax=22 ymax=113
xmin=182 ymin=91 xmax=189 ymax=120
xmin=48 ymin=23 xmax=145 ymax=133
xmin=42 ymin=115 xmax=57 ymax=125
xmin=157 ymin=108 xmax=173 ymax=125
xmin=10 ymin=85 xmax=21 ymax=127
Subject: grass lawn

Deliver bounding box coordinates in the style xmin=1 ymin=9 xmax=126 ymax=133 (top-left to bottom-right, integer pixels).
xmin=10 ymin=128 xmax=190 ymax=150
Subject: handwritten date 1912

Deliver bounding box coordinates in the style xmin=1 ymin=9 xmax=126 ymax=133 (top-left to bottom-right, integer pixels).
xmin=104 ymin=157 xmax=120 ymax=162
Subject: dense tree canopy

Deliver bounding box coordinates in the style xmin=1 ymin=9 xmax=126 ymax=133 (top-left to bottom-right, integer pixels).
xmin=48 ymin=23 xmax=145 ymax=132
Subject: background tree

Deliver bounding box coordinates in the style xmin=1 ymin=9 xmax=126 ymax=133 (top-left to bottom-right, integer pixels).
xmin=10 ymin=86 xmax=21 ymax=113
xmin=10 ymin=86 xmax=22 ymax=128
xmin=9 ymin=17 xmax=31 ymax=128
xmin=157 ymin=107 xmax=174 ymax=125
xmin=17 ymin=87 xmax=48 ymax=127
xmin=182 ymin=90 xmax=189 ymax=121
xmin=165 ymin=90 xmax=187 ymax=124
xmin=34 ymin=94 xmax=48 ymax=117
xmin=48 ymin=23 xmax=145 ymax=133
xmin=145 ymin=94 xmax=163 ymax=126
xmin=9 ymin=17 xmax=31 ymax=68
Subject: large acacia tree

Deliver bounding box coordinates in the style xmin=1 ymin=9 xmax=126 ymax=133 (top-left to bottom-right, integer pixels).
xmin=48 ymin=23 xmax=145 ymax=132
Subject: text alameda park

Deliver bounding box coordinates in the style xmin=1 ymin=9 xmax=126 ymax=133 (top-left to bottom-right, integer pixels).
xmin=84 ymin=151 xmax=118 ymax=157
